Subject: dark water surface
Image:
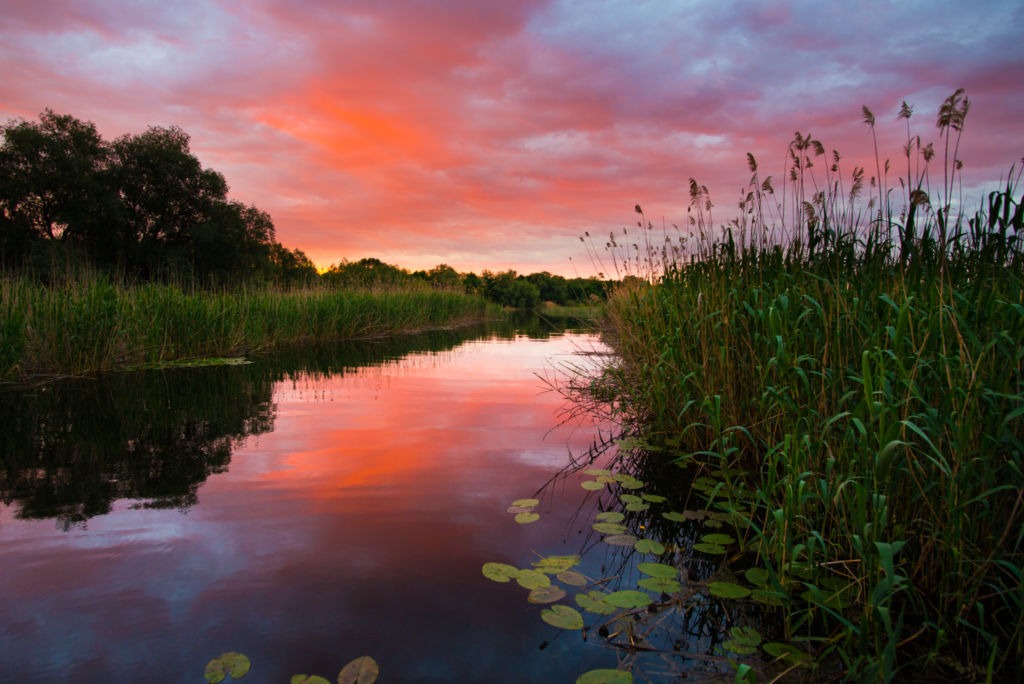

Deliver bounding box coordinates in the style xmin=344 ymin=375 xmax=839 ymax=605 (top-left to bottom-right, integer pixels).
xmin=1 ymin=318 xmax=625 ymax=683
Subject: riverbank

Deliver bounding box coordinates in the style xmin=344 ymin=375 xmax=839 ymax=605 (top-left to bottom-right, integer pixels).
xmin=589 ymin=94 xmax=1023 ymax=680
xmin=0 ymin=277 xmax=497 ymax=381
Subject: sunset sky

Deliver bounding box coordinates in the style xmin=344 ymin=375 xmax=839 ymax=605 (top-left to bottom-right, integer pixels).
xmin=2 ymin=0 xmax=1022 ymax=276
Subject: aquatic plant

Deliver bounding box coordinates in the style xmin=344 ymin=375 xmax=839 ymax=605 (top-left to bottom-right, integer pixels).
xmin=0 ymin=276 xmax=493 ymax=381
xmin=582 ymin=91 xmax=1024 ymax=681
xmin=202 ymin=653 xmax=378 ymax=684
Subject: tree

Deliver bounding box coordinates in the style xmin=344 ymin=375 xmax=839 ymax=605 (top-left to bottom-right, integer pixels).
xmin=0 ymin=110 xmax=111 ymax=265
xmin=108 ymin=126 xmax=228 ymax=277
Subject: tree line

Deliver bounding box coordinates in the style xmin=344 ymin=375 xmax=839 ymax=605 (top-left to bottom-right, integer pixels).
xmin=1 ymin=110 xmax=606 ymax=305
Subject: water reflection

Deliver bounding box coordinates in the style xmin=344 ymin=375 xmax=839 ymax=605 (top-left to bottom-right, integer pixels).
xmin=0 ymin=316 xmax=583 ymax=529
xmin=0 ymin=316 xmax=623 ymax=683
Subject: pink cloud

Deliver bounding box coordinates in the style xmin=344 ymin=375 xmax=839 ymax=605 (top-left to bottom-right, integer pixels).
xmin=2 ymin=0 xmax=1021 ymax=275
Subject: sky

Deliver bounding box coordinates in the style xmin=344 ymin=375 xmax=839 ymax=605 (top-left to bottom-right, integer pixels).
xmin=2 ymin=0 xmax=1022 ymax=277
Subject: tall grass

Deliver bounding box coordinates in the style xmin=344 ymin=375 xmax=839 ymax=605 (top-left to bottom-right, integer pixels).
xmin=0 ymin=278 xmax=493 ymax=381
xmin=594 ymin=92 xmax=1024 ymax=681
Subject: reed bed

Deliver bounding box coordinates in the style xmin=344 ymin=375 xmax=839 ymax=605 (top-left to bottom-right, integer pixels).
xmin=594 ymin=92 xmax=1024 ymax=681
xmin=0 ymin=278 xmax=491 ymax=380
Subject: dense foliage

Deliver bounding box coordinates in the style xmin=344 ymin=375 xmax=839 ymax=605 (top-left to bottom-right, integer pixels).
xmin=594 ymin=91 xmax=1024 ymax=681
xmin=0 ymin=109 xmax=317 ymax=285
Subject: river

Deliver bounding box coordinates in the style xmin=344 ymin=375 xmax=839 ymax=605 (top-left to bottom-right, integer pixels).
xmin=1 ymin=317 xmax=644 ymax=682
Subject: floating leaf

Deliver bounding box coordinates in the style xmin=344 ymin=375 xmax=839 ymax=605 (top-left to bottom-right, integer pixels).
xmin=528 ymin=585 xmax=567 ymax=604
xmin=751 ymin=590 xmax=786 ymax=606
xmin=576 ymin=669 xmax=633 ymax=683
xmin=593 ymin=522 xmax=628 ymax=535
xmin=744 ymin=567 xmax=769 ymax=587
xmin=605 ymin=590 xmax=652 ymax=608
xmin=691 ymin=542 xmax=726 ymax=554
xmin=692 ymin=477 xmax=720 ymax=492
xmin=576 ymin=591 xmax=618 ymax=615
xmin=581 ymin=480 xmax=606 ymax=491
xmin=515 ymin=512 xmax=540 ymax=524
xmin=557 ymin=570 xmax=588 ymax=586
xmin=641 ymin=494 xmax=667 ymax=503
xmin=533 ymin=555 xmax=580 ymax=574
xmin=701 ymin=533 xmax=735 ymax=545
xmin=762 ymin=642 xmax=811 ymax=663
xmin=511 ymin=498 xmax=540 ymax=508
xmin=541 ymin=605 xmax=584 ymax=630
xmin=584 ymin=468 xmax=611 ymax=476
xmin=624 ymin=502 xmax=649 ymax=512
xmin=620 ymin=494 xmax=644 ymax=505
xmin=708 ymin=581 xmax=751 ymax=599
xmin=638 ymin=577 xmax=682 ymax=594
xmin=722 ymin=639 xmax=758 ymax=655
xmin=482 ymin=562 xmax=519 ymax=583
xmin=205 ymin=652 xmax=251 ymax=683
xmin=595 ymin=511 xmax=625 ymax=523
xmin=637 ymin=562 xmax=678 ymax=579
xmin=704 ymin=519 xmax=723 ymax=529
xmin=338 ymin=656 xmax=380 ymax=684
xmin=634 ymin=539 xmax=665 ymax=555
xmin=619 ymin=478 xmax=644 ymax=490
xmin=730 ymin=626 xmax=762 ymax=646
xmin=290 ymin=676 xmax=330 ymax=684
xmin=515 ymin=569 xmax=551 ymax=590
xmin=662 ymin=511 xmax=687 ymax=522
xmin=603 ymin=534 xmax=637 ymax=547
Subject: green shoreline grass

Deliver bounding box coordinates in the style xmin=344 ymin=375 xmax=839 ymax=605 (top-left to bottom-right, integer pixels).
xmin=0 ymin=277 xmax=495 ymax=381
xmin=592 ymin=92 xmax=1023 ymax=681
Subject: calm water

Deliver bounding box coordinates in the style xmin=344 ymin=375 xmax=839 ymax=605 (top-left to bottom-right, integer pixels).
xmin=0 ymin=319 xmax=631 ymax=682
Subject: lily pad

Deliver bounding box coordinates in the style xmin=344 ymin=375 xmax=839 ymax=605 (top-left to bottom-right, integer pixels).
xmin=594 ymin=511 xmax=626 ymax=523
xmin=576 ymin=591 xmax=618 ymax=615
xmin=700 ymin=533 xmax=735 ymax=545
xmin=583 ymin=468 xmax=612 ymax=476
xmin=511 ymin=498 xmax=540 ymax=508
xmin=691 ymin=542 xmax=726 ymax=554
xmin=637 ymin=562 xmax=678 ymax=579
xmin=290 ymin=676 xmax=330 ymax=684
xmin=762 ymin=642 xmax=811 ymax=663
xmin=634 ymin=538 xmax=665 ymax=555
xmin=515 ymin=569 xmax=551 ymax=590
xmin=528 ymin=585 xmax=567 ymax=604
xmin=482 ymin=562 xmax=519 ymax=583
xmin=708 ymin=581 xmax=752 ymax=599
xmin=557 ymin=570 xmax=588 ymax=586
xmin=618 ymin=478 xmax=645 ymax=489
xmin=541 ymin=605 xmax=584 ymax=630
xmin=576 ymin=669 xmax=633 ymax=684
xmin=338 ymin=655 xmax=380 ymax=684
xmin=514 ymin=511 xmax=540 ymax=524
xmin=620 ymin=494 xmax=644 ymax=505
xmin=593 ymin=522 xmax=628 ymax=535
xmin=744 ymin=567 xmax=770 ymax=587
xmin=603 ymin=534 xmax=637 ymax=547
xmin=662 ymin=511 xmax=687 ymax=522
xmin=532 ymin=555 xmax=580 ymax=574
xmin=605 ymin=590 xmax=653 ymax=608
xmin=581 ymin=480 xmax=606 ymax=491
xmin=751 ymin=589 xmax=786 ymax=606
xmin=722 ymin=639 xmax=758 ymax=655
xmin=624 ymin=502 xmax=649 ymax=512
xmin=205 ymin=652 xmax=251 ymax=683
xmin=641 ymin=494 xmax=667 ymax=503
xmin=638 ymin=577 xmax=682 ymax=594
xmin=730 ymin=626 xmax=762 ymax=646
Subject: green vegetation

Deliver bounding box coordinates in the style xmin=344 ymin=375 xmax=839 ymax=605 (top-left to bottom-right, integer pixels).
xmin=0 ymin=276 xmax=491 ymax=381
xmin=587 ymin=91 xmax=1024 ymax=681
xmin=203 ymin=652 xmax=379 ymax=684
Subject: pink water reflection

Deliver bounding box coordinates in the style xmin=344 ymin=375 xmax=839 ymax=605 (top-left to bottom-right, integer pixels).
xmin=0 ymin=330 xmax=620 ymax=682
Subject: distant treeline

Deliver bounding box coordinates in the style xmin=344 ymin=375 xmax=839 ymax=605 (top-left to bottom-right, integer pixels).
xmin=323 ymin=258 xmax=608 ymax=307
xmin=0 ymin=110 xmax=606 ymax=306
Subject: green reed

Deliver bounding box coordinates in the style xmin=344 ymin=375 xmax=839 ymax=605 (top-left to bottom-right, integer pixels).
xmin=594 ymin=92 xmax=1023 ymax=681
xmin=0 ymin=277 xmax=492 ymax=380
